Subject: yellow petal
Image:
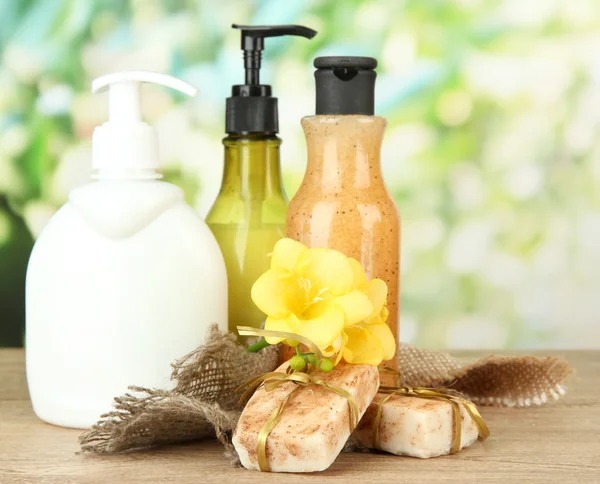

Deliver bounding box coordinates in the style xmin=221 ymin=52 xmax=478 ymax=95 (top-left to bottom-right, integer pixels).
xmin=348 ymin=258 xmax=367 ymax=287
xmin=334 ymin=331 xmax=348 ymax=365
xmin=271 ymin=238 xmax=308 ymax=272
xmin=302 ymin=293 xmax=333 ymax=319
xmin=360 ymin=278 xmax=388 ymax=316
xmin=297 ymin=248 xmax=354 ymax=296
xmin=251 ymin=269 xmax=292 ymax=319
xmin=282 ymin=276 xmax=311 ymax=315
xmin=366 ymin=322 xmax=396 ymax=361
xmin=380 ymin=305 xmax=389 ymax=323
xmin=264 ymin=314 xmax=299 ymax=345
xmin=322 ymin=334 xmax=344 ymax=357
xmin=342 ymin=326 xmax=384 ymax=366
xmin=335 ymin=290 xmax=374 ymax=326
xmin=295 ymin=303 xmax=345 ymax=349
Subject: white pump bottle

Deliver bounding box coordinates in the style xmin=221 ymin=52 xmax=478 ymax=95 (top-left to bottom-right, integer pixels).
xmin=26 ymin=72 xmax=228 ymax=429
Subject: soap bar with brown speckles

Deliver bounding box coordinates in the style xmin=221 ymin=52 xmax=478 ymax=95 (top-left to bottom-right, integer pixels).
xmin=352 ymin=393 xmax=479 ymax=458
xmin=233 ymin=361 xmax=379 ymax=472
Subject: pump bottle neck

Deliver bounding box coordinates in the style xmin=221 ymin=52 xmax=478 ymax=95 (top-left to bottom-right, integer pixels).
xmin=219 ymin=134 xmax=284 ymax=200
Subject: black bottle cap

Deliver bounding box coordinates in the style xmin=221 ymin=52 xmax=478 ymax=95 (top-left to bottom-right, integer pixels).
xmin=314 ymin=56 xmax=377 ymax=115
xmin=226 ymin=24 xmax=317 ymax=134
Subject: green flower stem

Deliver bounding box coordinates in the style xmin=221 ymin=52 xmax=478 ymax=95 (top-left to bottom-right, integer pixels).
xmin=246 ymin=337 xmax=270 ymax=353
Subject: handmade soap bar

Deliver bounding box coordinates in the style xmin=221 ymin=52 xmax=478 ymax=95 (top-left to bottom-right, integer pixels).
xmin=353 ymin=393 xmax=479 ymax=458
xmin=233 ymin=361 xmax=379 ymax=472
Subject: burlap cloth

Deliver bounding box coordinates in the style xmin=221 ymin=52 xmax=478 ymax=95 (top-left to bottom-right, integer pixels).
xmin=79 ymin=325 xmax=573 ymax=455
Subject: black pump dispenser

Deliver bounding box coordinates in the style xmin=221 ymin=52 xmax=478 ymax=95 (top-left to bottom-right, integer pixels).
xmin=314 ymin=56 xmax=377 ymax=115
xmin=226 ymin=24 xmax=317 ymax=134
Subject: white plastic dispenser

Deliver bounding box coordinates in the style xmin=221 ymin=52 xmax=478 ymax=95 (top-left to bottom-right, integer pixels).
xmin=26 ymin=71 xmax=228 ymax=429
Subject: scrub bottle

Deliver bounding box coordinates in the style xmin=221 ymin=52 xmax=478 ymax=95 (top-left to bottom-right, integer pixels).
xmin=286 ymin=57 xmax=401 ymax=382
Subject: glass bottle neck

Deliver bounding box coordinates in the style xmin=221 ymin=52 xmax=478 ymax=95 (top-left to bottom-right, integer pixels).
xmin=301 ymin=115 xmax=386 ymax=193
xmin=220 ymin=134 xmax=284 ymax=200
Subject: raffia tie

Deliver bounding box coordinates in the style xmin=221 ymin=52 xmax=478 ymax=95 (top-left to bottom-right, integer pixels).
xmin=373 ymin=368 xmax=490 ymax=453
xmin=236 ymin=326 xmax=359 ymax=472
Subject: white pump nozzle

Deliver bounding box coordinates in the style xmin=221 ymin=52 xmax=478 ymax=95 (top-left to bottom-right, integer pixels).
xmin=91 ymin=71 xmax=198 ymax=177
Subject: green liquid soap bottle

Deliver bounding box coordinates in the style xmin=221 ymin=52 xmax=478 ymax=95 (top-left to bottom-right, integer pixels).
xmin=206 ymin=24 xmax=316 ymax=334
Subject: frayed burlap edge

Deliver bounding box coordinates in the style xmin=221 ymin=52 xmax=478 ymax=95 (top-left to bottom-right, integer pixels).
xmin=79 ymin=388 xmax=239 ymax=454
xmin=398 ymin=344 xmax=574 ymax=407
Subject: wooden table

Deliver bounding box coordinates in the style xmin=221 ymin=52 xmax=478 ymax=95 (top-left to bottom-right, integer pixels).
xmin=1 ymin=350 xmax=599 ymax=483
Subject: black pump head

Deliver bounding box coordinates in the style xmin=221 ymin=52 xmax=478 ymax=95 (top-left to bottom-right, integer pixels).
xmin=234 ymin=24 xmax=316 ymax=86
xmin=226 ymin=24 xmax=317 ymax=134
xmin=314 ymin=56 xmax=377 ymax=115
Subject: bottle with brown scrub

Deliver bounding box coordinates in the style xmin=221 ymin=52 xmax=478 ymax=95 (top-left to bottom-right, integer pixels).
xmin=286 ymin=57 xmax=401 ymax=381
xmin=206 ymin=24 xmax=316 ymax=335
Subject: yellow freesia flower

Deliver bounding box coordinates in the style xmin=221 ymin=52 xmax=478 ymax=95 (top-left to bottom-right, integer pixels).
xmin=251 ymin=239 xmax=372 ymax=350
xmin=251 ymin=238 xmax=396 ymax=367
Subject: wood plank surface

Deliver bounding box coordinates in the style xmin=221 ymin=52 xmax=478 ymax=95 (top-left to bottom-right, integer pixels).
xmin=1 ymin=349 xmax=598 ymax=483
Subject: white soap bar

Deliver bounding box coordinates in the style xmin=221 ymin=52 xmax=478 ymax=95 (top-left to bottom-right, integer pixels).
xmin=233 ymin=361 xmax=379 ymax=472
xmin=353 ymin=393 xmax=479 ymax=458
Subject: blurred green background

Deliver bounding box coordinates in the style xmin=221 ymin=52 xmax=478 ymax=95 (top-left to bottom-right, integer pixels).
xmin=1 ymin=0 xmax=599 ymax=349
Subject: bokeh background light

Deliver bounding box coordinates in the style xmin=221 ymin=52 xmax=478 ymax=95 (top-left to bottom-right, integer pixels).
xmin=1 ymin=0 xmax=600 ymax=349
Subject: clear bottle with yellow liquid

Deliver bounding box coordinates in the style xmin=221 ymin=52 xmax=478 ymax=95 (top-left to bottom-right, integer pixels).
xmin=206 ymin=24 xmax=316 ymax=334
xmin=207 ymin=134 xmax=286 ymax=333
